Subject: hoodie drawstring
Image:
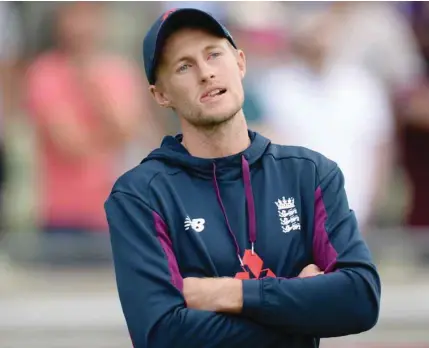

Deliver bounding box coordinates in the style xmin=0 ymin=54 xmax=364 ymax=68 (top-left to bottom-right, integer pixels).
xmin=212 ymin=155 xmax=256 ymax=268
xmin=241 ymin=156 xmax=256 ymax=255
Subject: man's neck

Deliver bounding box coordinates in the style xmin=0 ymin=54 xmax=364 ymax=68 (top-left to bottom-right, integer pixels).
xmin=181 ymin=111 xmax=250 ymax=159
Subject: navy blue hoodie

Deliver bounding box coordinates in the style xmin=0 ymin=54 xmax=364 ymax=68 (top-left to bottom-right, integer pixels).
xmin=105 ymin=131 xmax=381 ymax=348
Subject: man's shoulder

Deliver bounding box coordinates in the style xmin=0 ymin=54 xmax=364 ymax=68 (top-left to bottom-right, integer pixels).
xmin=110 ymin=156 xmax=168 ymax=199
xmin=265 ymin=142 xmax=337 ymax=180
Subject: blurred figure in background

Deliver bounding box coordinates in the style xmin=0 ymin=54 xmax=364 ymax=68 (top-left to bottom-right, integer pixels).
xmin=24 ymin=2 xmax=144 ymax=264
xmin=323 ymin=2 xmax=423 ymax=95
xmin=258 ymin=8 xmax=394 ymax=233
xmin=398 ymin=2 xmax=429 ymax=257
xmin=0 ymin=2 xmax=22 ymax=240
xmin=320 ymin=2 xmax=425 ymax=233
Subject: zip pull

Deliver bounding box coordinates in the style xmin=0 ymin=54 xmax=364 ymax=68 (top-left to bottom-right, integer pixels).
xmin=251 ymin=242 xmax=255 ymax=255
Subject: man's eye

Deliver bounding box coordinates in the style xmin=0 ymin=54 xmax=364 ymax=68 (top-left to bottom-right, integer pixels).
xmin=177 ymin=64 xmax=190 ymax=73
xmin=209 ymin=52 xmax=221 ymax=59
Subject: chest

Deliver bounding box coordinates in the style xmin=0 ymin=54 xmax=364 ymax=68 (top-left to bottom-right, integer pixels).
xmin=162 ymin=167 xmax=316 ymax=279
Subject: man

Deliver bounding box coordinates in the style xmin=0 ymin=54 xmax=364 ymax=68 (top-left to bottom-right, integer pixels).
xmin=105 ymin=8 xmax=381 ymax=348
xmin=0 ymin=2 xmax=21 ymax=240
xmin=26 ymin=2 xmax=143 ymax=262
xmin=257 ymin=8 xmax=394 ymax=233
xmin=399 ymin=2 xmax=429 ymax=260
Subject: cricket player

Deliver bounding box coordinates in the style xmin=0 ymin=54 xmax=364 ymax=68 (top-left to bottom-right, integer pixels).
xmin=105 ymin=8 xmax=381 ymax=348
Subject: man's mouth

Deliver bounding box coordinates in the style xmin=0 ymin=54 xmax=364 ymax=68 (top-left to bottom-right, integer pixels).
xmin=201 ymin=88 xmax=227 ymax=102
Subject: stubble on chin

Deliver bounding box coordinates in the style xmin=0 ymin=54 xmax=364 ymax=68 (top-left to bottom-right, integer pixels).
xmin=189 ymin=104 xmax=243 ymax=131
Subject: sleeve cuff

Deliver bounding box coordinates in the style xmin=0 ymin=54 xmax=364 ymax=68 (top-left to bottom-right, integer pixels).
xmin=241 ymin=279 xmax=262 ymax=316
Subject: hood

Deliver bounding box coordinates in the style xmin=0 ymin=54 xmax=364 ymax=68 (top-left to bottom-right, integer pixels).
xmin=142 ymin=130 xmax=271 ymax=180
xmin=142 ymin=129 xmax=271 ymax=272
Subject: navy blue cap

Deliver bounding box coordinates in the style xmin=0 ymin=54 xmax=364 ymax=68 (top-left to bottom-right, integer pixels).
xmin=143 ymin=8 xmax=237 ymax=85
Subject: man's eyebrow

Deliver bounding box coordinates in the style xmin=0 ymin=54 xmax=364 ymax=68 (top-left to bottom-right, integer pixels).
xmin=170 ymin=44 xmax=225 ymax=66
xmin=204 ymin=44 xmax=224 ymax=51
xmin=171 ymin=55 xmax=192 ymax=67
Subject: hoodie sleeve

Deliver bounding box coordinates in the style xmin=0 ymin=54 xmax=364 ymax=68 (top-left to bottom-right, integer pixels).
xmin=105 ymin=191 xmax=285 ymax=348
xmin=241 ymin=165 xmax=381 ymax=338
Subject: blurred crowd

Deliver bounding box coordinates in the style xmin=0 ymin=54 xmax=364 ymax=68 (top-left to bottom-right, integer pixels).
xmin=1 ymin=1 xmax=429 ymax=267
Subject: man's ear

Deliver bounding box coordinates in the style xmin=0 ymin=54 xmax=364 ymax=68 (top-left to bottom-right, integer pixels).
xmin=236 ymin=49 xmax=247 ymax=80
xmin=149 ymin=84 xmax=172 ymax=109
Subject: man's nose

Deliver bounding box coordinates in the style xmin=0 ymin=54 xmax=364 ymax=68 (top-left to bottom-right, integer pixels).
xmin=198 ymin=61 xmax=215 ymax=83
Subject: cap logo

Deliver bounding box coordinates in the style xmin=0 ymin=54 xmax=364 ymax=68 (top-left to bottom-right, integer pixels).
xmin=162 ymin=9 xmax=177 ymax=21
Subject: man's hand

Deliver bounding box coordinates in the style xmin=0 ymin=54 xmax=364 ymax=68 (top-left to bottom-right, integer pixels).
xmin=183 ymin=277 xmax=243 ymax=314
xmin=184 ymin=265 xmax=322 ymax=313
xmin=298 ymin=264 xmax=324 ymax=278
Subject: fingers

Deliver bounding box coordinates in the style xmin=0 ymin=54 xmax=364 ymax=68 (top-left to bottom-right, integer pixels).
xmin=298 ymin=264 xmax=325 ymax=278
xmin=299 ymin=271 xmax=324 ymax=278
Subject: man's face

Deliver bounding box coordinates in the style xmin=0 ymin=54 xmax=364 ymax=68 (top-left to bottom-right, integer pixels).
xmin=150 ymin=28 xmax=246 ymax=129
xmin=57 ymin=2 xmax=104 ymax=53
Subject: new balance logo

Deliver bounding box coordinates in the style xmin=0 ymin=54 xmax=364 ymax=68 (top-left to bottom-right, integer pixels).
xmin=184 ymin=216 xmax=206 ymax=232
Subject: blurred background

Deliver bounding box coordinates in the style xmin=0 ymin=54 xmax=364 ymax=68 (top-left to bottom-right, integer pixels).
xmin=1 ymin=1 xmax=429 ymax=347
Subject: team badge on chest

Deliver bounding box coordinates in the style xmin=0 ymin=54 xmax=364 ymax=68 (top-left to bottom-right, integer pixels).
xmin=275 ymin=196 xmax=301 ymax=233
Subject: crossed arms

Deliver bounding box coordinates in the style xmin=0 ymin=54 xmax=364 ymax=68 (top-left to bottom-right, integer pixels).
xmin=105 ymin=166 xmax=381 ymax=348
